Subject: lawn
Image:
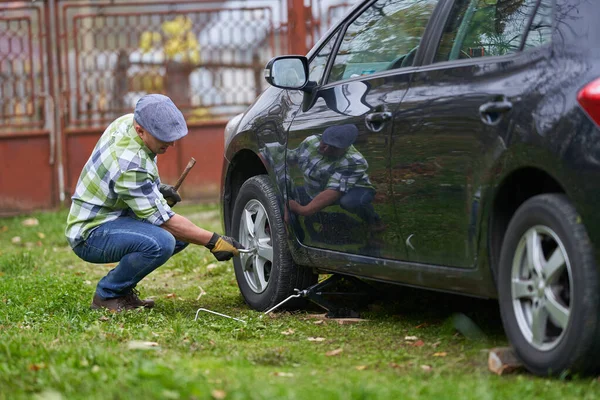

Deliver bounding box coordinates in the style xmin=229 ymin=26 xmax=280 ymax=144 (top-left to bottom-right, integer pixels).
xmin=1 ymin=204 xmax=599 ymax=399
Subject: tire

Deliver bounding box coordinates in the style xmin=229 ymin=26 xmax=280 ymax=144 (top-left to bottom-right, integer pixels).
xmin=498 ymin=194 xmax=600 ymax=376
xmin=231 ymin=175 xmax=318 ymax=311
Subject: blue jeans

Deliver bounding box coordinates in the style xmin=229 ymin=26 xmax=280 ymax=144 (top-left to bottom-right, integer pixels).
xmin=72 ymin=217 xmax=188 ymax=299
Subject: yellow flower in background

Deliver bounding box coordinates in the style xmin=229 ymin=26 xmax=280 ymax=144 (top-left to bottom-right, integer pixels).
xmin=139 ymin=16 xmax=200 ymax=64
xmin=139 ymin=31 xmax=162 ymax=53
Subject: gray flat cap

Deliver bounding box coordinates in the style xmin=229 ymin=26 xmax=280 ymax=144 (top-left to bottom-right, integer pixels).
xmin=134 ymin=94 xmax=188 ymax=142
xmin=322 ymin=124 xmax=358 ymax=149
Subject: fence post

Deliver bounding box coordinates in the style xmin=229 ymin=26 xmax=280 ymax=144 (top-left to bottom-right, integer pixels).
xmin=287 ymin=0 xmax=311 ymax=55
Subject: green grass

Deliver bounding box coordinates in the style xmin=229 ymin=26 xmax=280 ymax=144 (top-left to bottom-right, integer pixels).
xmin=1 ymin=204 xmax=599 ymax=399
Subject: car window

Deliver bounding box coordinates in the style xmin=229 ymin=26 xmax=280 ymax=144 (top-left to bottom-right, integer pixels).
xmin=308 ymin=30 xmax=341 ymax=85
xmin=328 ymin=0 xmax=439 ymax=84
xmin=434 ymin=0 xmax=554 ymax=63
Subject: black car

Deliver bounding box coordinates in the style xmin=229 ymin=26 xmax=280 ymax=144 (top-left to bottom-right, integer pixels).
xmin=220 ymin=0 xmax=600 ymax=376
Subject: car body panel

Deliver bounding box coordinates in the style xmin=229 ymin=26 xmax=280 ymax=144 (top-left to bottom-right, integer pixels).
xmin=285 ymin=72 xmax=410 ymax=260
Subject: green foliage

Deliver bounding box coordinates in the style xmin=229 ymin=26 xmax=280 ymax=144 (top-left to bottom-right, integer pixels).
xmin=0 ymin=205 xmax=599 ymax=399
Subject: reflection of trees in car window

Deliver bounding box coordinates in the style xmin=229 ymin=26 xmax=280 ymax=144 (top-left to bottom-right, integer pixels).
xmin=308 ymin=30 xmax=341 ymax=85
xmin=523 ymin=0 xmax=553 ymax=49
xmin=434 ymin=0 xmax=554 ymax=63
xmin=329 ymin=0 xmax=439 ymax=83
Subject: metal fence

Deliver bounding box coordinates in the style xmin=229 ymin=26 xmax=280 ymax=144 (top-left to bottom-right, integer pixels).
xmin=0 ymin=0 xmax=355 ymax=213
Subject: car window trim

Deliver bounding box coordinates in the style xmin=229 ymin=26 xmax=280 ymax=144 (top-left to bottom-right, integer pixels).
xmin=319 ymin=0 xmax=378 ymax=87
xmin=318 ymin=65 xmax=421 ymax=91
xmin=417 ymin=0 xmax=456 ymax=67
xmin=519 ymin=0 xmax=544 ymax=51
xmin=414 ymin=41 xmax=552 ymax=73
xmin=305 ymin=1 xmax=368 ymax=61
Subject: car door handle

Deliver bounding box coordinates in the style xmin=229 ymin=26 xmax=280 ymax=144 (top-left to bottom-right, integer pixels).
xmin=479 ymin=99 xmax=512 ymax=125
xmin=479 ymin=100 xmax=512 ymax=114
xmin=366 ymin=111 xmax=392 ymax=123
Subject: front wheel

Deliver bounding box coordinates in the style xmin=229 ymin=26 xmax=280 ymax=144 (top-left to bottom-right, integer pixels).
xmin=231 ymin=175 xmax=317 ymax=311
xmin=498 ymin=194 xmax=600 ymax=375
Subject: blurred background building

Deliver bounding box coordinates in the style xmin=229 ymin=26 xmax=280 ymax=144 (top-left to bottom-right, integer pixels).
xmin=0 ymin=0 xmax=355 ymax=214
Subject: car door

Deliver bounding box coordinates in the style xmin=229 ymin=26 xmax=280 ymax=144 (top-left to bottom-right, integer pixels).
xmin=390 ymin=0 xmax=554 ymax=267
xmin=285 ymin=0 xmax=440 ymax=259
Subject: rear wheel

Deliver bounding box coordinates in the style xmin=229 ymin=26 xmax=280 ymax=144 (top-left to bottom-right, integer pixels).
xmin=231 ymin=175 xmax=317 ymax=310
xmin=498 ymin=194 xmax=600 ymax=375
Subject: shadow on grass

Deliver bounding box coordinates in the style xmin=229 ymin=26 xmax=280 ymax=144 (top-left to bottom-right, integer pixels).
xmin=296 ymin=278 xmax=505 ymax=340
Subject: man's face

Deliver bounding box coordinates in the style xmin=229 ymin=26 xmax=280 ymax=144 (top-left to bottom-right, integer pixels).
xmin=135 ymin=124 xmax=174 ymax=154
xmin=318 ymin=141 xmax=345 ymax=158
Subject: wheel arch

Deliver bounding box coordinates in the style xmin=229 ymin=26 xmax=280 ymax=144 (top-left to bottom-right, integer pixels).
xmin=223 ymin=149 xmax=268 ymax=234
xmin=489 ymin=167 xmax=566 ymax=279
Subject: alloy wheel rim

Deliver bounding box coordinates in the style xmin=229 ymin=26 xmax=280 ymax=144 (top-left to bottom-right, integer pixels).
xmin=511 ymin=225 xmax=572 ymax=351
xmin=238 ymin=199 xmax=274 ymax=293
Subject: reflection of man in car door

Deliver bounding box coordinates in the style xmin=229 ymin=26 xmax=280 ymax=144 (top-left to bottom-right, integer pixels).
xmin=287 ymin=124 xmax=385 ymax=237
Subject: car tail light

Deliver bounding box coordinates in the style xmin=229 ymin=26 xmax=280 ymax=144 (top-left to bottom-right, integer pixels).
xmin=578 ymin=78 xmax=600 ymax=126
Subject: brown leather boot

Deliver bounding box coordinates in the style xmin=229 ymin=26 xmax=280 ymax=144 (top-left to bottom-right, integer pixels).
xmin=124 ymin=288 xmax=155 ymax=309
xmin=91 ymin=289 xmax=155 ymax=311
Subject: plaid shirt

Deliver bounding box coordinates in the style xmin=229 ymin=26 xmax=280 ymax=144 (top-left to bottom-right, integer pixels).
xmin=289 ymin=135 xmax=373 ymax=199
xmin=65 ymin=114 xmax=173 ymax=248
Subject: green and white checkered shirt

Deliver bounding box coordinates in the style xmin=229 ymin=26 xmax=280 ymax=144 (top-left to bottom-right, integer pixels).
xmin=65 ymin=114 xmax=173 ymax=248
xmin=289 ymin=134 xmax=373 ymax=199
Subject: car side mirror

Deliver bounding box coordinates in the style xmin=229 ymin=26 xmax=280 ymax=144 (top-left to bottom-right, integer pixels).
xmin=264 ymin=56 xmax=309 ymax=90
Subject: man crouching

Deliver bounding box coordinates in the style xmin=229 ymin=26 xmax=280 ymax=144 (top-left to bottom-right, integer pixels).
xmin=65 ymin=94 xmax=243 ymax=311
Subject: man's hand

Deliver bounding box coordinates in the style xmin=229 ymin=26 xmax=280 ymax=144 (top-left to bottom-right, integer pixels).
xmin=288 ymin=200 xmax=306 ymax=216
xmin=205 ymin=233 xmax=244 ymax=261
xmin=159 ymin=184 xmax=181 ymax=207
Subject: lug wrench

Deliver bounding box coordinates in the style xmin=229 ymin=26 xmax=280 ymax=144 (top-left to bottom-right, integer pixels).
xmin=193 ymin=247 xmax=256 ymax=324
xmin=237 ymin=248 xmax=255 ymax=254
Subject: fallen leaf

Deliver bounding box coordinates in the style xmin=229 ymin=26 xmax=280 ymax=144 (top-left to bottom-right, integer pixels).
xmin=281 ymin=329 xmax=295 ymax=335
xmin=166 ymin=293 xmax=176 ymax=298
xmin=433 ymin=352 xmax=447 ymax=357
xmin=1 ymin=226 xmax=8 ymax=232
xmin=84 ymin=280 xmax=92 ymax=285
xmin=421 ymin=365 xmax=432 ymax=372
xmin=313 ymin=320 xmax=324 ymax=325
xmin=28 ymin=363 xmax=46 ymax=371
xmin=389 ymin=362 xmax=401 ymax=369
xmin=22 ymin=218 xmax=39 ymax=227
xmin=211 ymin=389 xmax=227 ymax=399
xmin=415 ymin=323 xmax=429 ymax=329
xmin=413 ymin=340 xmax=425 ymax=347
xmin=127 ymin=340 xmax=160 ymax=350
xmin=206 ymin=263 xmax=219 ymax=271
xmin=99 ymin=316 xmax=110 ymax=321
xmin=37 ymin=232 xmax=46 ymax=239
xmin=432 ymin=341 xmax=442 ymax=348
xmin=33 ymin=389 xmax=63 ymax=400
xmin=273 ymin=372 xmax=294 ymax=377
xmin=196 ymin=286 xmax=207 ymax=300
xmin=355 ymin=365 xmax=367 ymax=370
xmin=404 ymin=336 xmax=418 ymax=341
xmin=11 ymin=236 xmax=21 ymax=244
xmin=325 ymin=348 xmax=343 ymax=357
xmin=307 ymin=337 xmax=325 ymax=342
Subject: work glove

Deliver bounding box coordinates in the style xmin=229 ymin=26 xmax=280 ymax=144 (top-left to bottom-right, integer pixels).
xmin=205 ymin=233 xmax=244 ymax=261
xmin=159 ymin=184 xmax=181 ymax=207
